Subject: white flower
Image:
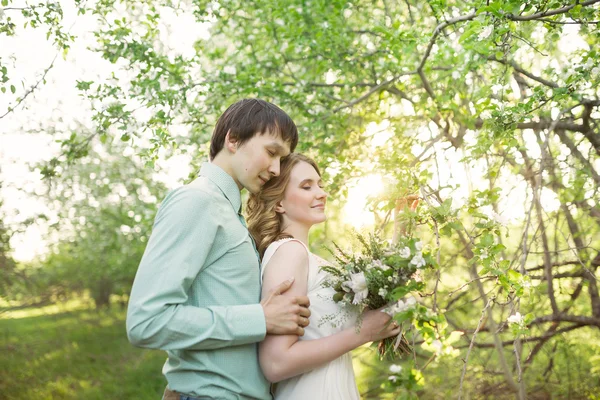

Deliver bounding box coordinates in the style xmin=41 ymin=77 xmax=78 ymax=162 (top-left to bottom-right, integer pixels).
xmin=388 ymin=375 xmax=398 ymax=383
xmin=478 ymin=25 xmax=493 ymax=40
xmin=410 ymin=253 xmax=426 ymax=269
xmin=490 ymin=211 xmax=509 ymax=226
xmin=384 ymin=297 xmax=417 ymax=316
xmin=507 ymin=312 xmax=524 ymax=324
xmin=389 ymin=364 xmax=402 ymax=373
xmin=480 ymin=110 xmax=492 ymax=120
xmin=491 ymin=84 xmax=503 ymax=94
xmin=405 ymin=297 xmax=417 ymax=307
xmin=372 ymin=259 xmax=390 ymax=271
xmin=378 ymin=288 xmax=388 ymax=297
xmin=343 ymin=272 xmax=368 ymax=305
xmin=432 ymin=339 xmax=443 ymax=353
xmin=412 ymin=270 xmax=423 ymax=282
xmin=414 ymin=241 xmax=423 ymax=251
xmin=399 ymin=247 xmax=411 ymax=259
xmin=223 ymin=65 xmax=236 ymax=75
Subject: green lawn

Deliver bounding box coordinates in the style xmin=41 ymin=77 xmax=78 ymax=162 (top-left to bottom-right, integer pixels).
xmin=0 ymin=305 xmax=166 ymax=399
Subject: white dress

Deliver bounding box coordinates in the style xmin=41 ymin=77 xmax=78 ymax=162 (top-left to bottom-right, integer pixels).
xmin=261 ymin=238 xmax=360 ymax=400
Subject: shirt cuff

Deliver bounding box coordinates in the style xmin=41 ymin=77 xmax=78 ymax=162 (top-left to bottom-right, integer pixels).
xmin=230 ymin=303 xmax=267 ymax=342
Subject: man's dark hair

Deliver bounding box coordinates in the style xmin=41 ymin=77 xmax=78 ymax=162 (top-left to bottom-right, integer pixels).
xmin=209 ymin=99 xmax=299 ymax=160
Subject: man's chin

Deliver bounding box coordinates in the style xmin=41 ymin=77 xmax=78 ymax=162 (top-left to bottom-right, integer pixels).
xmin=244 ymin=184 xmax=262 ymax=194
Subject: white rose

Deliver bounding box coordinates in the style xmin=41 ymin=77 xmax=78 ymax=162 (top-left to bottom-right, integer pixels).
xmin=399 ymin=247 xmax=411 ymax=259
xmin=343 ymin=272 xmax=369 ymax=305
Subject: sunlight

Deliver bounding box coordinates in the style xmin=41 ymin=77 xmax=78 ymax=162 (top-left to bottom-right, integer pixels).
xmin=342 ymin=174 xmax=385 ymax=228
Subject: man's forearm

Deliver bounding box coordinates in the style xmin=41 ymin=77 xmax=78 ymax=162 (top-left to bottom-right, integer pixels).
xmin=127 ymin=302 xmax=266 ymax=350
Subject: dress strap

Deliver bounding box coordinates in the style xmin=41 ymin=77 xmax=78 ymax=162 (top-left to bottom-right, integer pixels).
xmin=260 ymin=238 xmax=310 ymax=284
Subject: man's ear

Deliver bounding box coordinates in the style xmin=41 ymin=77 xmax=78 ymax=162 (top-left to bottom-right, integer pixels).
xmin=275 ymin=201 xmax=285 ymax=214
xmin=224 ymin=130 xmax=238 ymax=153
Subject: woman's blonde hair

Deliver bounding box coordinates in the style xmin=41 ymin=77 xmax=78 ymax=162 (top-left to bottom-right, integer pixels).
xmin=247 ymin=153 xmax=321 ymax=259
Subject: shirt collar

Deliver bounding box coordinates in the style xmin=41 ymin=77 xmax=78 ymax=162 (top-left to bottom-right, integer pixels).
xmin=199 ymin=162 xmax=242 ymax=213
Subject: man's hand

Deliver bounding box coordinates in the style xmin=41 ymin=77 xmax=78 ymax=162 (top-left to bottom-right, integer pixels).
xmin=261 ymin=277 xmax=311 ymax=336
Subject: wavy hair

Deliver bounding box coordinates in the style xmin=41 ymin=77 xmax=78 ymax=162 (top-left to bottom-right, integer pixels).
xmin=246 ymin=153 xmax=321 ymax=259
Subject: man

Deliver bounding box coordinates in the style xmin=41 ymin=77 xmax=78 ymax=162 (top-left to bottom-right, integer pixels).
xmin=127 ymin=99 xmax=311 ymax=400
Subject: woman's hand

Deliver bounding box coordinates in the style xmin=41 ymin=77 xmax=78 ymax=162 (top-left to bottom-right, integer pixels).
xmin=359 ymin=308 xmax=402 ymax=343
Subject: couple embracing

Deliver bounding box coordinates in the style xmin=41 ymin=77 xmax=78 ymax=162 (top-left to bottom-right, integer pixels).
xmin=126 ymin=99 xmax=400 ymax=400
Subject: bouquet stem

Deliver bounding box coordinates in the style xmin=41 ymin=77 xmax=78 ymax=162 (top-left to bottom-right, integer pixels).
xmin=377 ymin=333 xmax=412 ymax=359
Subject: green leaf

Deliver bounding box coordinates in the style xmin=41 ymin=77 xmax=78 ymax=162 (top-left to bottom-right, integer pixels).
xmin=480 ymin=233 xmax=494 ymax=247
xmin=10 ymin=84 xmax=15 ymax=94
xmin=507 ymin=269 xmax=521 ymax=282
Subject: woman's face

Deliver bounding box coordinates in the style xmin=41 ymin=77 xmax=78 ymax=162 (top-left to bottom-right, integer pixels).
xmin=277 ymin=161 xmax=328 ymax=227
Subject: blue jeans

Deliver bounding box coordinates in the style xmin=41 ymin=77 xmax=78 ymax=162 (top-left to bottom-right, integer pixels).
xmin=162 ymin=387 xmax=212 ymax=400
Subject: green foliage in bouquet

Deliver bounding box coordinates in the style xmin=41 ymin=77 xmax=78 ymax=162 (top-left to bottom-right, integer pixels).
xmin=321 ymin=233 xmax=438 ymax=359
xmin=322 ymin=233 xmax=436 ymax=309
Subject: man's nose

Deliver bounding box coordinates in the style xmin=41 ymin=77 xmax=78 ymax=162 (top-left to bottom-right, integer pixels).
xmin=268 ymin=160 xmax=280 ymax=177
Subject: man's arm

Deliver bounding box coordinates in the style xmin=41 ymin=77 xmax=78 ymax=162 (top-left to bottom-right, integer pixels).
xmin=126 ymin=186 xmax=266 ymax=351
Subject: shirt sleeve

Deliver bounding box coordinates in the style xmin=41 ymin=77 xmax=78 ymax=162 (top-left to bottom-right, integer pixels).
xmin=126 ymin=185 xmax=267 ymax=350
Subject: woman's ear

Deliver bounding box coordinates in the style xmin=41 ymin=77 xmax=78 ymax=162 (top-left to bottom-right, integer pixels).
xmin=275 ymin=201 xmax=285 ymax=214
xmin=224 ymin=130 xmax=238 ymax=153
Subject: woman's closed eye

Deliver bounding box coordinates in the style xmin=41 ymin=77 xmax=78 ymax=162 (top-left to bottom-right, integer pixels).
xmin=302 ymin=184 xmax=325 ymax=191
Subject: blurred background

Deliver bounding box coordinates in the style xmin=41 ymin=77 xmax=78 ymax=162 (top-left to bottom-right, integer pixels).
xmin=1 ymin=0 xmax=599 ymax=398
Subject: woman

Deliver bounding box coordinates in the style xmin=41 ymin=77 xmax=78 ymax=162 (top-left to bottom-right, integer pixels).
xmin=247 ymin=153 xmax=400 ymax=399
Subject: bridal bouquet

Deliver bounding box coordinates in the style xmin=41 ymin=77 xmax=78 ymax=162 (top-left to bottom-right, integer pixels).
xmin=321 ymin=233 xmax=436 ymax=359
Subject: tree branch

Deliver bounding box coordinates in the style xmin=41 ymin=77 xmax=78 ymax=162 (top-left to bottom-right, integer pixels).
xmin=417 ymin=12 xmax=477 ymax=99
xmin=531 ymin=314 xmax=600 ymax=327
xmin=504 ymin=0 xmax=600 ymax=21
xmin=488 ymin=57 xmax=559 ymax=88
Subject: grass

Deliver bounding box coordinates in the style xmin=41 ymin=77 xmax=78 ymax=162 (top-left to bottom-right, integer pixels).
xmin=0 ymin=303 xmax=166 ymax=400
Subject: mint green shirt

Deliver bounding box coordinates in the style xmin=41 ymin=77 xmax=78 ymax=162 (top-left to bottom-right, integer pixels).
xmin=126 ymin=162 xmax=271 ymax=399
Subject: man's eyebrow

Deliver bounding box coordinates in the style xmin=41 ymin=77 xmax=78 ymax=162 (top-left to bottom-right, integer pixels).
xmin=266 ymin=142 xmax=290 ymax=156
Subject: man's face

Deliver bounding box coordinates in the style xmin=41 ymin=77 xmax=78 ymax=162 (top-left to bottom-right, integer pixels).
xmin=230 ymin=131 xmax=291 ymax=194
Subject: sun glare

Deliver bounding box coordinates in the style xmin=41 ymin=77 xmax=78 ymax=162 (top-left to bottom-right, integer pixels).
xmin=342 ymin=174 xmax=385 ymax=228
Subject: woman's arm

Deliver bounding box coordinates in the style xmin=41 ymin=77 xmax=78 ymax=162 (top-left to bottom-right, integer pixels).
xmin=259 ymin=241 xmax=399 ymax=383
